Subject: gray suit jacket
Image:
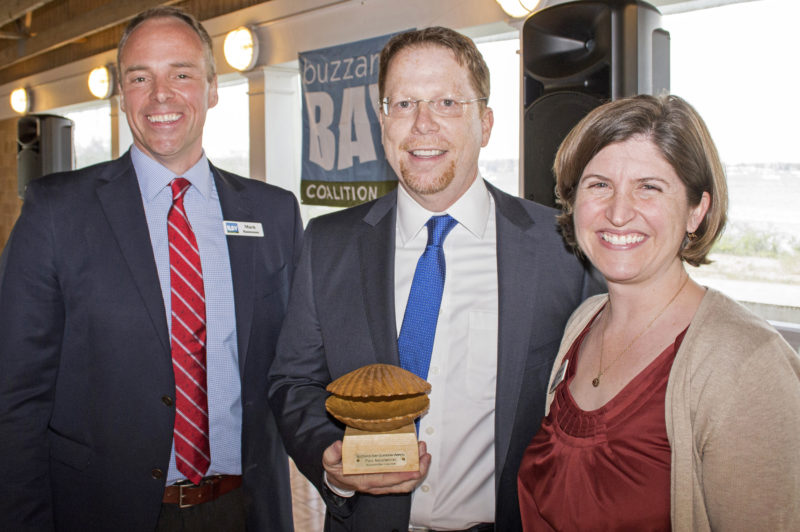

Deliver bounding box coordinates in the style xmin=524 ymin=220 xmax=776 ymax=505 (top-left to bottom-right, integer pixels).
xmin=269 ymin=181 xmax=602 ymax=532
xmin=0 ymin=152 xmax=301 ymax=531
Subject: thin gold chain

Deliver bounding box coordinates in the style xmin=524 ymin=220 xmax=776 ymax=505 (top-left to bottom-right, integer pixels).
xmin=593 ymin=274 xmax=690 ymax=388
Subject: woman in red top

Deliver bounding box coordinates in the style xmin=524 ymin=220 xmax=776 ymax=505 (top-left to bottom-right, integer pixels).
xmin=517 ymin=94 xmax=800 ymax=531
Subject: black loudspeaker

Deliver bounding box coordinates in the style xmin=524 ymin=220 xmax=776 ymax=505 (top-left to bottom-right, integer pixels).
xmin=522 ymin=0 xmax=669 ymax=207
xmin=17 ymin=114 xmax=74 ymax=199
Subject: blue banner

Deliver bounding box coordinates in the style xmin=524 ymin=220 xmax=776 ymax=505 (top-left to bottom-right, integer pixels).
xmin=299 ymin=33 xmax=399 ymax=206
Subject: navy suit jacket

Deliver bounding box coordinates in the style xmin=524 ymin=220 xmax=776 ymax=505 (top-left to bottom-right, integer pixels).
xmin=0 ymin=152 xmax=302 ymax=531
xmin=269 ymin=182 xmax=603 ymax=532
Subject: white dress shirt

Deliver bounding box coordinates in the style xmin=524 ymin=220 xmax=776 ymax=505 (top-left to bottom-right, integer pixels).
xmin=395 ymin=176 xmax=498 ymax=530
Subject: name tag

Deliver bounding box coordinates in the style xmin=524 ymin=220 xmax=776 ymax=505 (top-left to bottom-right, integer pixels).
xmin=549 ymin=359 xmax=568 ymax=394
xmin=223 ymin=220 xmax=264 ymax=237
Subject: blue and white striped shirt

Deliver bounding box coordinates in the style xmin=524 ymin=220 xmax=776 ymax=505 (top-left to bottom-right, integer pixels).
xmin=132 ymin=145 xmax=242 ymax=484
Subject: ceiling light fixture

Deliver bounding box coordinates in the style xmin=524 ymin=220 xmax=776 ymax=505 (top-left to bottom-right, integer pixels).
xmin=224 ymin=26 xmax=259 ymax=72
xmin=10 ymin=87 xmax=30 ymax=114
xmin=496 ymin=0 xmax=543 ymax=18
xmin=88 ymin=65 xmax=114 ymax=99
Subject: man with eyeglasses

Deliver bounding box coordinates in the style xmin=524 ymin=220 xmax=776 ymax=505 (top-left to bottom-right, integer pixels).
xmin=270 ymin=26 xmax=601 ymax=532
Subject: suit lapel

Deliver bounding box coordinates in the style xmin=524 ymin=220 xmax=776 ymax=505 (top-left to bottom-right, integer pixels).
xmin=96 ymin=153 xmax=170 ymax=355
xmin=358 ymin=191 xmax=400 ymax=365
xmin=490 ymin=184 xmax=541 ymax=483
xmin=212 ymin=166 xmax=254 ymax=375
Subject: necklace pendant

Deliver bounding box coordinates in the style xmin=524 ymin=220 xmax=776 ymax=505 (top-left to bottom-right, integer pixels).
xmin=592 ymin=377 xmax=600 ymax=387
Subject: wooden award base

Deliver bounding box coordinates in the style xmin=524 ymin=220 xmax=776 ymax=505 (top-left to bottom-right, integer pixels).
xmin=341 ymin=422 xmax=419 ymax=475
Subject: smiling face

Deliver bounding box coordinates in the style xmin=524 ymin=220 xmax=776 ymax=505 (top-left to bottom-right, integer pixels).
xmin=574 ymin=136 xmax=710 ymax=287
xmin=119 ymin=16 xmax=218 ymax=175
xmin=379 ymin=45 xmax=493 ymax=212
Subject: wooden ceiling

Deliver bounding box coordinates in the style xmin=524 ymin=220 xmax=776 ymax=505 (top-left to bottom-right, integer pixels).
xmin=0 ymin=0 xmax=269 ymax=86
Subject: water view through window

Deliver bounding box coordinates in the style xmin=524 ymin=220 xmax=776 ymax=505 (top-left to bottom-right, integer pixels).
xmin=665 ymin=0 xmax=800 ymax=317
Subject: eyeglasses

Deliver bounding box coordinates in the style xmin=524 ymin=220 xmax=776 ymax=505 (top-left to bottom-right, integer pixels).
xmin=380 ymin=97 xmax=488 ymax=118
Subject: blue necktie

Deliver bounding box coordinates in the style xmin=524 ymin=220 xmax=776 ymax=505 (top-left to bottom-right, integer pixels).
xmin=398 ymin=214 xmax=458 ymax=381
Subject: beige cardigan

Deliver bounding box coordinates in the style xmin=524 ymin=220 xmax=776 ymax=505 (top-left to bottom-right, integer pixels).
xmin=544 ymin=287 xmax=800 ymax=531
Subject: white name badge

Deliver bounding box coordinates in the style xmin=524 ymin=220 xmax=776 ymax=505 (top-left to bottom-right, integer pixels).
xmin=223 ymin=220 xmax=264 ymax=237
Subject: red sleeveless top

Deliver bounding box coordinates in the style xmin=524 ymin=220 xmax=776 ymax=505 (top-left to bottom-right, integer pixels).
xmin=517 ymin=314 xmax=687 ymax=531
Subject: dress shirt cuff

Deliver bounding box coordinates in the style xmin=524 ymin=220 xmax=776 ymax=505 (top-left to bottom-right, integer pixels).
xmin=323 ymin=471 xmax=356 ymax=498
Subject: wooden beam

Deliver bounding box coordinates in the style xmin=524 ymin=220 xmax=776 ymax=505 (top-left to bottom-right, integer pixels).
xmin=0 ymin=0 xmax=54 ymax=28
xmin=0 ymin=0 xmax=181 ymax=69
xmin=0 ymin=30 xmax=25 ymax=39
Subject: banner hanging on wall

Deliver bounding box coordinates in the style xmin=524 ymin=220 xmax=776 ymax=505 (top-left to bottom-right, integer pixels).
xmin=299 ymin=32 xmax=400 ymax=207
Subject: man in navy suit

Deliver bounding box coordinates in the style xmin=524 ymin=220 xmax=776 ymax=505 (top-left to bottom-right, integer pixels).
xmin=0 ymin=7 xmax=300 ymax=531
xmin=269 ymin=27 xmax=602 ymax=532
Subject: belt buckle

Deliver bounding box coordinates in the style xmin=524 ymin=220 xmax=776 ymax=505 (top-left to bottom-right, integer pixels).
xmin=178 ymin=482 xmax=194 ymax=509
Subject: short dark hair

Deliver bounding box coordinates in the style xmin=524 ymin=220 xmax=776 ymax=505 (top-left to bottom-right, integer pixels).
xmin=117 ymin=6 xmax=215 ymax=81
xmin=378 ymin=26 xmax=490 ymax=105
xmin=554 ymin=94 xmax=728 ymax=267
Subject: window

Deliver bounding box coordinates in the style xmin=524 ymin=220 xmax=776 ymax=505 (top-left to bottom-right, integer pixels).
xmin=664 ymin=0 xmax=800 ymax=321
xmin=204 ymin=77 xmax=250 ymax=177
xmin=54 ymin=100 xmax=112 ymax=169
xmin=477 ymin=34 xmax=521 ymax=197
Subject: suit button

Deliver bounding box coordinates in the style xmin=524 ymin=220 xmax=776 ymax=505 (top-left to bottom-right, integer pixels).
xmin=161 ymin=395 xmax=173 ymax=406
xmin=151 ymin=468 xmax=164 ymax=479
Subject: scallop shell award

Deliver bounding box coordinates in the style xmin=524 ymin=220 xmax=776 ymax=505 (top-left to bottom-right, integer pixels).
xmin=326 ymin=364 xmax=431 ymax=474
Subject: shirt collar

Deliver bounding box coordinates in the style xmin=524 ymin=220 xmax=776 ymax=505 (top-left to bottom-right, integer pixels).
xmin=131 ymin=144 xmax=212 ymax=202
xmin=396 ymin=175 xmax=492 ymax=246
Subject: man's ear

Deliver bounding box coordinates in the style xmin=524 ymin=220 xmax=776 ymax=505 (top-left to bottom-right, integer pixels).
xmin=207 ymin=76 xmax=219 ymax=109
xmin=119 ymin=83 xmax=126 ymax=113
xmin=480 ymin=106 xmax=494 ymax=148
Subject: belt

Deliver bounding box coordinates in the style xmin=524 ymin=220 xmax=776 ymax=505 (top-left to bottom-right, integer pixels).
xmin=163 ymin=475 xmax=242 ymax=508
xmin=410 ymin=524 xmax=494 ymax=532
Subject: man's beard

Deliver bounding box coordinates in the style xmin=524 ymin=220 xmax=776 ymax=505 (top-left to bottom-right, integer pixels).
xmin=399 ymin=160 xmax=456 ymax=196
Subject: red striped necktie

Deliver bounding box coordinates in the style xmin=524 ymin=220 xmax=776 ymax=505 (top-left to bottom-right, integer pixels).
xmin=167 ymin=177 xmax=210 ymax=485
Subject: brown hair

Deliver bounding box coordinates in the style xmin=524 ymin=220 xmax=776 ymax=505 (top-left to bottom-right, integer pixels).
xmin=117 ymin=6 xmax=215 ymax=81
xmin=378 ymin=26 xmax=490 ymax=105
xmin=554 ymin=94 xmax=728 ymax=267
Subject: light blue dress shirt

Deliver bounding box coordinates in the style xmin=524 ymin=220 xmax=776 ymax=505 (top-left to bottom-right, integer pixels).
xmin=131 ymin=146 xmax=242 ymax=484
